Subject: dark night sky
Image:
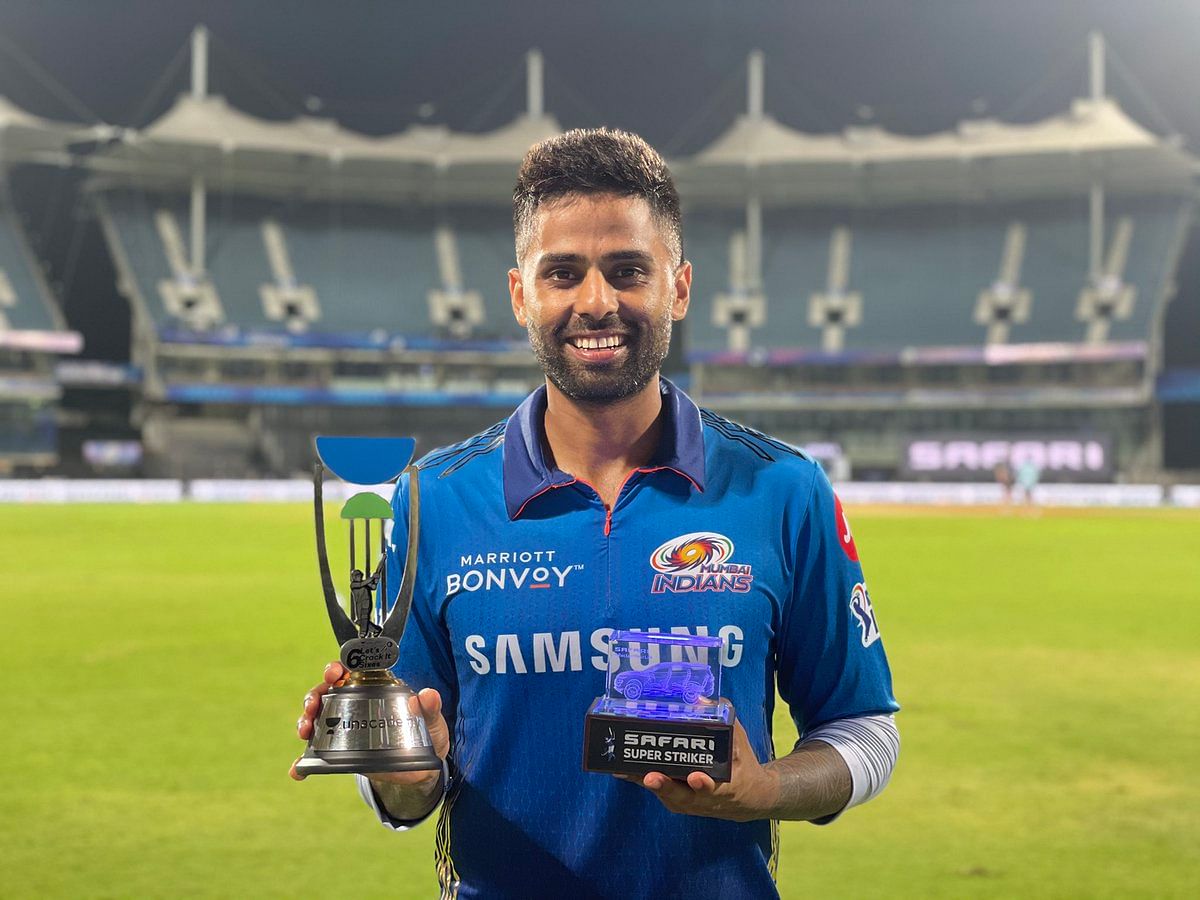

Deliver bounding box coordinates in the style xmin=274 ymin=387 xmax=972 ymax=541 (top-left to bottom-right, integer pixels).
xmin=0 ymin=0 xmax=1197 ymax=362
xmin=2 ymin=0 xmax=1199 ymax=148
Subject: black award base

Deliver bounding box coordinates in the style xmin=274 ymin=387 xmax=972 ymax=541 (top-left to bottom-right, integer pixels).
xmin=582 ymin=697 xmax=736 ymax=783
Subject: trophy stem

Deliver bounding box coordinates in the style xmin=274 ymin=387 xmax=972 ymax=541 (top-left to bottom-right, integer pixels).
xmin=344 ymin=668 xmax=401 ymax=688
xmin=379 ymin=465 xmax=420 ymax=642
xmin=377 ymin=525 xmax=387 ymax=631
xmin=312 ymin=463 xmax=358 ymax=646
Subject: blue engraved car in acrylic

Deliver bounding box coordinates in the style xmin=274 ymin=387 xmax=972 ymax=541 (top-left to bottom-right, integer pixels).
xmin=613 ymin=661 xmax=716 ymax=704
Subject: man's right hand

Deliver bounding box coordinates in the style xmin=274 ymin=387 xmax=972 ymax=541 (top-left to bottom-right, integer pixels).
xmin=289 ymin=661 xmax=451 ymax=788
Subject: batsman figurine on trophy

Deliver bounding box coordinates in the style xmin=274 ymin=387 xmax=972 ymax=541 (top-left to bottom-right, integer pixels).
xmin=294 ymin=436 xmax=442 ymax=776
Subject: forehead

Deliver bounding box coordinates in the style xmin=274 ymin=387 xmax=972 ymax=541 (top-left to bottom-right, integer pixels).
xmin=527 ymin=194 xmax=670 ymax=260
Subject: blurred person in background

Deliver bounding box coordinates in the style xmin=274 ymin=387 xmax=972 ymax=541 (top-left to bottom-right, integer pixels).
xmin=1016 ymin=458 xmax=1041 ymax=504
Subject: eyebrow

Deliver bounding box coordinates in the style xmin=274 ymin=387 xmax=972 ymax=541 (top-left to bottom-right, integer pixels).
xmin=537 ymin=250 xmax=655 ymax=267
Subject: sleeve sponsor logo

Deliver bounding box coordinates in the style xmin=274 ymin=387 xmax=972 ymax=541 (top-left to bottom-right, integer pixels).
xmin=834 ymin=494 xmax=859 ymax=562
xmin=648 ymin=532 xmax=753 ymax=594
xmin=850 ymin=582 xmax=880 ymax=647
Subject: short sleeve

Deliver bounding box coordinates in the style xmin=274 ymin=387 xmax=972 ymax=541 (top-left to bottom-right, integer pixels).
xmin=776 ymin=465 xmax=899 ymax=735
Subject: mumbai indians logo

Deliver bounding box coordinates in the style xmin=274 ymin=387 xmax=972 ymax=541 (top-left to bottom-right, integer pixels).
xmin=649 ymin=532 xmax=753 ymax=594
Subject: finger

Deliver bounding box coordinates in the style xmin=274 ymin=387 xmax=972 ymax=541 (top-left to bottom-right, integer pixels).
xmin=642 ymin=771 xmax=667 ymax=791
xmin=642 ymin=772 xmax=694 ymax=807
xmin=730 ymin=712 xmax=749 ymax=740
xmin=302 ymin=688 xmax=326 ymax=717
xmin=405 ymin=688 xmax=450 ymax=759
xmin=730 ymin=717 xmax=758 ymax=763
xmin=324 ymin=661 xmax=346 ymax=685
xmin=419 ymin=689 xmax=451 ymax=759
xmin=733 ymin=718 xmax=753 ymax=744
xmin=416 ymin=687 xmax=443 ymax=722
xmin=299 ymin=683 xmax=332 ymax=737
xmin=686 ymin=771 xmax=718 ymax=794
xmin=405 ymin=688 xmax=443 ymax=726
xmin=289 ymin=758 xmax=306 ymax=781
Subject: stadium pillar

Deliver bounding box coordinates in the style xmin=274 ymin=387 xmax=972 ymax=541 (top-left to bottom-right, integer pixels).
xmin=1088 ymin=31 xmax=1105 ymax=102
xmin=745 ymin=51 xmax=764 ymax=292
xmin=526 ymin=49 xmax=543 ymax=118
xmin=1089 ymin=182 xmax=1104 ymax=282
xmin=190 ymin=25 xmax=208 ymax=100
xmin=191 ymin=175 xmax=206 ymax=277
xmin=190 ymin=26 xmax=208 ymax=275
xmin=746 ymin=193 xmax=762 ymax=294
xmin=1087 ymin=31 xmax=1106 ymax=284
xmin=747 ymin=50 xmax=764 ymax=119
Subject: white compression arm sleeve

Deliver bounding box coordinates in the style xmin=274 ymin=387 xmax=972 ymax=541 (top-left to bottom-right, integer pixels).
xmin=800 ymin=713 xmax=899 ymax=823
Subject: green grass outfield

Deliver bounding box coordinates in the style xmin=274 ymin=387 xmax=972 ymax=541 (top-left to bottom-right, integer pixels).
xmin=1 ymin=504 xmax=1198 ymax=898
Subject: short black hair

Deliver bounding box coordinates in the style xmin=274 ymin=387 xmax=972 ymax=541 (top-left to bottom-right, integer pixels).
xmin=513 ymin=127 xmax=682 ymax=265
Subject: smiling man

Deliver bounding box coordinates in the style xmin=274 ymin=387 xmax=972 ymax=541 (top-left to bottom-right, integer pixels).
xmin=294 ymin=128 xmax=899 ymax=898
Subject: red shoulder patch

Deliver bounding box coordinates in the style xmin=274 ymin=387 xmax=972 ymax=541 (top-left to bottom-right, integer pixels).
xmin=834 ymin=494 xmax=859 ymax=561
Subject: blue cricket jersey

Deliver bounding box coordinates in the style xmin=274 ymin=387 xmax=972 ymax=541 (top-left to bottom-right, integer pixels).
xmin=382 ymin=379 xmax=898 ymax=899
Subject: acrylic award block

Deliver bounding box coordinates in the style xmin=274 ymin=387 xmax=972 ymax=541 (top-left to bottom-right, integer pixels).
xmin=583 ymin=630 xmax=736 ymax=783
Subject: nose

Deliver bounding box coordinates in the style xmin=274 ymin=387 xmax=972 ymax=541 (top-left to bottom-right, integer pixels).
xmin=574 ymin=266 xmax=620 ymax=320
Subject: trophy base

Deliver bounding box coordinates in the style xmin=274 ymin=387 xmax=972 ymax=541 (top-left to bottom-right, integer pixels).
xmin=295 ymin=748 xmax=443 ymax=776
xmin=583 ymin=697 xmax=736 ymax=783
xmin=297 ymin=671 xmax=442 ymax=776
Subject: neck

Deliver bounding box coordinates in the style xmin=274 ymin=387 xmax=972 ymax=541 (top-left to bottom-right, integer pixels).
xmin=541 ymin=376 xmax=665 ymax=504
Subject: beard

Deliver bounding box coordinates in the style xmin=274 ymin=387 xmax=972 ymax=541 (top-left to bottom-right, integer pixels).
xmin=527 ymin=311 xmax=673 ymax=404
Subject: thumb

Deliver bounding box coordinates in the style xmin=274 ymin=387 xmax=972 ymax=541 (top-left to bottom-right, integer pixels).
xmin=412 ymin=687 xmax=451 ymax=759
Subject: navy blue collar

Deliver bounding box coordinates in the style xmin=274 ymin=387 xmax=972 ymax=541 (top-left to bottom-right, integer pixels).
xmin=502 ymin=377 xmax=706 ymax=520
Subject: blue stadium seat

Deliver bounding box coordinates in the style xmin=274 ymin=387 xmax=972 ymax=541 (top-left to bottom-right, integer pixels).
xmin=686 ymin=198 xmax=1188 ymax=352
xmin=98 ymin=189 xmax=1187 ymax=351
xmin=444 ymin=207 xmax=526 ymax=339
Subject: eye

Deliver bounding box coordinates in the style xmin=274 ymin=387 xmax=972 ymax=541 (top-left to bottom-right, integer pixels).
xmin=546 ymin=268 xmax=577 ymax=282
xmin=612 ymin=266 xmax=645 ymax=280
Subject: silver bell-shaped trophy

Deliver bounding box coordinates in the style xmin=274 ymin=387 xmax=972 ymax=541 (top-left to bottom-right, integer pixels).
xmin=295 ymin=436 xmax=442 ymax=776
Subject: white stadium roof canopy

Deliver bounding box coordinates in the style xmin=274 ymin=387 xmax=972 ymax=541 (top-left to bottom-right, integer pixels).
xmin=0 ymin=95 xmax=115 ymax=157
xmin=1 ymin=88 xmax=1193 ymax=206
xmin=675 ymin=98 xmax=1197 ymax=205
xmin=695 ymin=98 xmax=1172 ymax=165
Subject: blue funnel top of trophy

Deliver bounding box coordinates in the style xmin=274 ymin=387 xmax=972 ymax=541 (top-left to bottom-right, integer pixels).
xmin=315 ymin=436 xmax=415 ymax=485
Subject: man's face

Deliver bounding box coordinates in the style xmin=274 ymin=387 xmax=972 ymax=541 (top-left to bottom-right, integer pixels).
xmin=509 ymin=194 xmax=691 ymax=404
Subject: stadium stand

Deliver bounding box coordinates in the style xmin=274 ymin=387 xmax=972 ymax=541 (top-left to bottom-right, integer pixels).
xmin=96 ymin=190 xmax=525 ymax=342
xmin=0 ymin=202 xmax=61 ymax=332
xmin=685 ymin=197 xmax=1189 ymax=354
xmin=2 ymin=35 xmax=1191 ymax=480
xmin=0 ymin=180 xmax=80 ymax=472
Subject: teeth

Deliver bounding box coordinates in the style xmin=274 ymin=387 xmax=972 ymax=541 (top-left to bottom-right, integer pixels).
xmin=573 ymin=336 xmax=624 ymax=350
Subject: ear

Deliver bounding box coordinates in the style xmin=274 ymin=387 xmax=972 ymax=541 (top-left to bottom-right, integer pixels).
xmin=671 ymin=260 xmax=692 ymax=321
xmin=509 ymin=267 xmax=527 ymax=327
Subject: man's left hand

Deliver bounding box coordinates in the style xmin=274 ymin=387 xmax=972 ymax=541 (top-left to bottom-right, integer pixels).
xmin=620 ymin=717 xmax=777 ymax=822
